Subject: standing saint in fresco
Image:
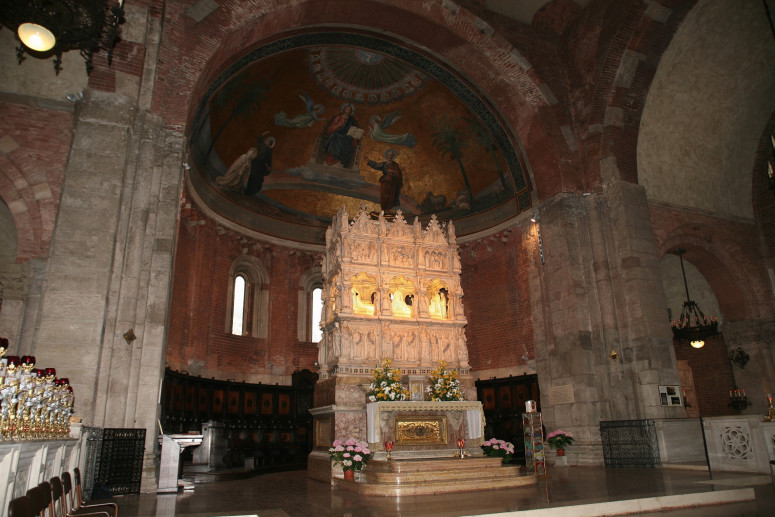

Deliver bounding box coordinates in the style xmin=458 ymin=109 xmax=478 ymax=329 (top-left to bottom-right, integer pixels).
xmin=321 ymin=104 xmax=361 ymax=167
xmin=367 ymin=148 xmax=403 ymax=212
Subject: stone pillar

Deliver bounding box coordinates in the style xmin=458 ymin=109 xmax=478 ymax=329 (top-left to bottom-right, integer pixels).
xmin=531 ymin=167 xmax=683 ymax=466
xmin=29 ymin=91 xmax=182 ymax=491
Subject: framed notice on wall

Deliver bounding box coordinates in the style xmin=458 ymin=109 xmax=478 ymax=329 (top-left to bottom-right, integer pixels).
xmin=658 ymin=385 xmax=682 ymax=406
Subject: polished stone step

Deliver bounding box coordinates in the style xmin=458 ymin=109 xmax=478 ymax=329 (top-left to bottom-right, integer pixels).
xmin=334 ymin=457 xmax=537 ymax=496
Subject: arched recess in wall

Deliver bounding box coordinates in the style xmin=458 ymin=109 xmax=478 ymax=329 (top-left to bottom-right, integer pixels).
xmin=226 ymin=255 xmax=270 ymax=339
xmin=657 ymin=228 xmax=769 ymax=323
xmin=154 ymin=1 xmax=565 ymax=236
xmin=0 ymin=198 xmax=16 ymax=314
xmin=0 ymin=198 xmax=16 ymax=263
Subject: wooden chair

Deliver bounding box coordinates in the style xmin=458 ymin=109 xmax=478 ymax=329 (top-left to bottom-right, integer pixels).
xmin=50 ymin=477 xmax=108 ymax=517
xmin=8 ymin=495 xmax=35 ymax=517
xmin=73 ymin=468 xmax=117 ymax=510
xmin=25 ymin=483 xmax=53 ymax=517
xmin=62 ymin=472 xmax=117 ymax=517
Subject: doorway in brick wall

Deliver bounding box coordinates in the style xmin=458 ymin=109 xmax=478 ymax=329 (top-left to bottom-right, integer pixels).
xmin=677 ymin=359 xmax=700 ymax=418
xmin=475 ymin=374 xmax=540 ymax=465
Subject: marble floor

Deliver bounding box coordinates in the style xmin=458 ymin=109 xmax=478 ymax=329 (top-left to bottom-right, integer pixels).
xmin=115 ymin=466 xmax=775 ymax=517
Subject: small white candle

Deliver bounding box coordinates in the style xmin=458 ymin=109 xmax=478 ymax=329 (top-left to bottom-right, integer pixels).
xmin=769 ymin=162 xmax=773 ymax=179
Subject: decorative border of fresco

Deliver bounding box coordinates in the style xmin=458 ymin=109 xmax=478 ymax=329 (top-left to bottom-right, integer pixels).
xmin=192 ymin=30 xmax=528 ymax=194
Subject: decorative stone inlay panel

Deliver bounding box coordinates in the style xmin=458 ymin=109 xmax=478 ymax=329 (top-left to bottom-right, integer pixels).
xmin=703 ymin=416 xmax=773 ymax=473
xmin=720 ymin=424 xmax=752 ymax=460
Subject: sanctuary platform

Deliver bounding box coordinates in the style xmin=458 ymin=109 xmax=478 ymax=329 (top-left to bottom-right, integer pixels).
xmin=333 ymin=456 xmax=535 ymax=496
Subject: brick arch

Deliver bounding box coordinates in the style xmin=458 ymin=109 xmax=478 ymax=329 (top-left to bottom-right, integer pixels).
xmin=0 ymin=154 xmax=42 ymax=262
xmin=0 ymin=103 xmax=71 ymax=262
xmin=151 ymin=0 xmax=563 ymax=199
xmin=593 ymin=0 xmax=699 ymax=186
xmin=657 ymin=225 xmax=772 ymax=323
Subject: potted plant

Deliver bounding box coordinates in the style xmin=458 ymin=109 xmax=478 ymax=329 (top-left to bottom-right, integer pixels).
xmin=481 ymin=438 xmax=515 ymax=464
xmin=426 ymin=361 xmax=464 ymax=401
xmin=329 ymin=438 xmax=372 ymax=480
xmin=546 ymin=430 xmax=574 ymax=456
xmin=367 ymin=358 xmax=410 ymax=402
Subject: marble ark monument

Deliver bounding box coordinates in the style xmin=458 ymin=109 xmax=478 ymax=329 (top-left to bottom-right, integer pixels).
xmin=309 ymin=205 xmax=478 ymax=472
xmin=318 ymin=205 xmax=470 ymax=379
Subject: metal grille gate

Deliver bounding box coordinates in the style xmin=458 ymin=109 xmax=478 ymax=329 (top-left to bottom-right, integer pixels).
xmin=85 ymin=428 xmax=146 ymax=495
xmin=599 ymin=420 xmax=661 ymax=468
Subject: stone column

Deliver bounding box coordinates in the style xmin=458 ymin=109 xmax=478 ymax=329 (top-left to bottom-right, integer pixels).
xmin=531 ymin=167 xmax=683 ymax=465
xmin=30 ymin=91 xmax=182 ymax=490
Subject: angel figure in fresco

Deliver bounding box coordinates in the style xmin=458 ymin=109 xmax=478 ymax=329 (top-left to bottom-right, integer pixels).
xmin=216 ymin=134 xmax=275 ymax=195
xmin=369 ymin=110 xmax=417 ymax=148
xmin=320 ymin=103 xmax=361 ymax=167
xmin=273 ymin=91 xmax=325 ymax=128
xmin=367 ymin=148 xmax=403 ymax=212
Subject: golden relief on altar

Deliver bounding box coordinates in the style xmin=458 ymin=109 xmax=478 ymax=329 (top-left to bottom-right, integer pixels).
xmin=395 ymin=415 xmax=447 ymax=445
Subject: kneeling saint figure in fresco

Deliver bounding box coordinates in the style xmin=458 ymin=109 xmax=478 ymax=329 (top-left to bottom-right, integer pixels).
xmin=367 ymin=148 xmax=403 ymax=212
xmin=216 ymin=135 xmax=275 ymax=195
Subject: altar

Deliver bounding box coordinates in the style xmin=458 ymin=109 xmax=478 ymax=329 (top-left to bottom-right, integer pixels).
xmin=367 ymin=401 xmax=484 ymax=458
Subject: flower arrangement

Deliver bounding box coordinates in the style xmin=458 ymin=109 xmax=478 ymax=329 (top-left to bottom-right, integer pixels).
xmin=329 ymin=438 xmax=372 ymax=471
xmin=426 ymin=361 xmax=464 ymax=401
xmin=481 ymin=438 xmax=515 ymax=464
xmin=546 ymin=430 xmax=574 ymax=450
xmin=367 ymin=358 xmax=410 ymax=402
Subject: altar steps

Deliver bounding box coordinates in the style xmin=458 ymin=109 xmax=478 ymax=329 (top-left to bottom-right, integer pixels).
xmin=334 ymin=456 xmax=537 ymax=496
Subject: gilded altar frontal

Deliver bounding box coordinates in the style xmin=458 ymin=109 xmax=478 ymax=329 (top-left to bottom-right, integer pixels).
xmin=395 ymin=416 xmax=447 ymax=445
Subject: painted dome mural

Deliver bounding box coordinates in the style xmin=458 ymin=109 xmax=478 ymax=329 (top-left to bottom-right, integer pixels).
xmin=188 ymin=32 xmax=530 ymax=244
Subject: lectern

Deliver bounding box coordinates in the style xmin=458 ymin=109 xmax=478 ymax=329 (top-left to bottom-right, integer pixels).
xmin=157 ymin=434 xmax=203 ymax=493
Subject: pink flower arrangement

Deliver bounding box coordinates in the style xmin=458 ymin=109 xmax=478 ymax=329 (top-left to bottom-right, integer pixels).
xmin=546 ymin=430 xmax=574 ymax=449
xmin=481 ymin=438 xmax=515 ymax=463
xmin=329 ymin=438 xmax=372 ymax=471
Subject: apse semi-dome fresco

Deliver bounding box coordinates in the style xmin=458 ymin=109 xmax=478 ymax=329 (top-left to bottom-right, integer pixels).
xmin=188 ymin=32 xmax=531 ymax=245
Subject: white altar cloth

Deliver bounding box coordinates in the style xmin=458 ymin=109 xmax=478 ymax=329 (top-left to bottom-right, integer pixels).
xmin=367 ymin=401 xmax=484 ymax=444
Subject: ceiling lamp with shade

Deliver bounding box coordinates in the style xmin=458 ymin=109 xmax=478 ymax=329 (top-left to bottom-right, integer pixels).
xmin=0 ymin=0 xmax=125 ymax=75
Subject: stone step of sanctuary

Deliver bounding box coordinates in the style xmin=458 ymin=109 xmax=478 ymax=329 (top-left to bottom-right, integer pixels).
xmin=334 ymin=456 xmax=537 ymax=496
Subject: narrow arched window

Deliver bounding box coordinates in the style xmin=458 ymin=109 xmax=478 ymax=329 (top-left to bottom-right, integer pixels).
xmin=231 ymin=274 xmax=247 ymax=335
xmin=226 ymin=256 xmax=269 ymax=338
xmin=298 ymin=267 xmax=323 ymax=342
xmin=311 ymin=287 xmax=323 ymax=343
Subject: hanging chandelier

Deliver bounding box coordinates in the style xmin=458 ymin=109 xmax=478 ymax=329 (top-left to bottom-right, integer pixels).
xmin=670 ymin=249 xmax=718 ymax=345
xmin=0 ymin=0 xmax=125 ymax=75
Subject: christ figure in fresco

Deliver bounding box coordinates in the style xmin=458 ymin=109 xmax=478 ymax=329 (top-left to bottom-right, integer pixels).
xmin=321 ymin=104 xmax=360 ymax=167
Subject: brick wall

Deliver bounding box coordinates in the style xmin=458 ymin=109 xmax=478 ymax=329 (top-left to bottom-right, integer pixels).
xmin=459 ymin=227 xmax=534 ymax=371
xmin=166 ymin=190 xmax=320 ymax=382
xmin=0 ymin=102 xmax=72 ymax=261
